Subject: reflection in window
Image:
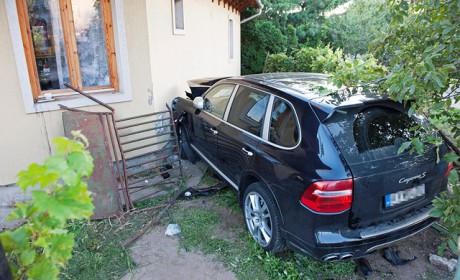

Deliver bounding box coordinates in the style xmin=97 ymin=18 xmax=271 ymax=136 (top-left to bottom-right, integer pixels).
xmin=72 ymin=0 xmax=110 ymax=87
xmin=228 ymin=87 xmax=269 ymax=137
xmin=269 ymin=98 xmax=299 ymax=147
xmin=27 ymin=0 xmax=70 ymax=91
xmin=353 ymin=107 xmax=416 ymax=152
xmin=203 ymin=85 xmax=234 ymax=119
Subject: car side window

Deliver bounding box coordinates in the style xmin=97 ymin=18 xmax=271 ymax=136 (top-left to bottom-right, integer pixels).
xmin=269 ymin=97 xmax=299 ymax=147
xmin=227 ymin=86 xmax=269 ymax=137
xmin=203 ymin=84 xmax=235 ymax=119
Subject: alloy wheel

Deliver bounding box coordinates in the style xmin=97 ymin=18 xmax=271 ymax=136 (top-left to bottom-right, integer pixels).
xmin=244 ymin=191 xmax=272 ymax=246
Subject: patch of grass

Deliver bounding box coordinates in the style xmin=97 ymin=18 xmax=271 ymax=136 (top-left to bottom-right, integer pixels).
xmin=201 ymin=168 xmax=220 ymax=187
xmin=62 ymin=211 xmax=153 ymax=279
xmin=214 ymin=187 xmax=241 ymax=212
xmin=171 ymin=192 xmax=355 ymax=280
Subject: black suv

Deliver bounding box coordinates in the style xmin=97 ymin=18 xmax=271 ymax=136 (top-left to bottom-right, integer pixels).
xmin=172 ymin=73 xmax=451 ymax=262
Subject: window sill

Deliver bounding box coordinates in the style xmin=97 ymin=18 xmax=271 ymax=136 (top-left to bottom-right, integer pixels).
xmin=29 ymin=90 xmax=132 ymax=114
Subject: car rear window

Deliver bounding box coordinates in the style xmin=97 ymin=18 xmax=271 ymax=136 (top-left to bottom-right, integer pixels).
xmin=325 ymin=106 xmax=422 ymax=164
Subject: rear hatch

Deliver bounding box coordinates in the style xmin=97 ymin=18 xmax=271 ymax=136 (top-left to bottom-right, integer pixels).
xmin=323 ymin=103 xmax=448 ymax=229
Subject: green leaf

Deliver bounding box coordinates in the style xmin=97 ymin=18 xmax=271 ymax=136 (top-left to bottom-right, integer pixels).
xmin=448 ymin=170 xmax=458 ymax=185
xmin=448 ymin=239 xmax=458 ymax=254
xmin=48 ymin=233 xmax=75 ymax=266
xmin=413 ymin=138 xmax=424 ymax=155
xmin=20 ymin=249 xmax=36 ymax=266
xmin=429 ymin=208 xmax=444 ymax=218
xmin=31 ymin=183 xmax=93 ymax=224
xmin=17 ymin=164 xmax=57 ymax=190
xmin=52 ymin=137 xmax=84 ymax=155
xmin=437 ymin=242 xmax=447 ymax=256
xmin=398 ymin=141 xmax=412 ymax=154
xmin=0 ymin=228 xmax=28 ymax=251
xmin=67 ymin=151 xmax=94 ymax=177
xmin=27 ymin=259 xmax=59 ymax=280
xmin=408 ymin=106 xmax=415 ymax=117
xmin=45 ymin=156 xmax=68 ymax=174
xmin=444 ymin=154 xmax=459 ymax=163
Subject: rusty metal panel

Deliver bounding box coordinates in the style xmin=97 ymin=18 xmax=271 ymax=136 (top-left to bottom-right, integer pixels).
xmin=63 ymin=111 xmax=122 ymax=219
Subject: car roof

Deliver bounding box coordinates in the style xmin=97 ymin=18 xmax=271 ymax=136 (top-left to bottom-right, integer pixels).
xmin=226 ymin=73 xmax=389 ymax=118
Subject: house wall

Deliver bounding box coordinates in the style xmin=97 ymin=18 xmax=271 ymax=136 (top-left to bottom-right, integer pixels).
xmin=0 ymin=0 xmax=242 ymax=185
xmin=0 ymin=0 xmax=153 ymax=185
xmin=145 ymin=0 xmax=241 ymax=111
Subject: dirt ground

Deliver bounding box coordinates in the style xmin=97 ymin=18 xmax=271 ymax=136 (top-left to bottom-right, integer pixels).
xmin=120 ymin=225 xmax=236 ymax=280
xmin=119 ymin=160 xmax=456 ymax=280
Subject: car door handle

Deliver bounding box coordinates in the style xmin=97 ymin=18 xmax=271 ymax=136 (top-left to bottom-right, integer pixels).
xmin=241 ymin=147 xmax=253 ymax=157
xmin=209 ymin=128 xmax=218 ymax=135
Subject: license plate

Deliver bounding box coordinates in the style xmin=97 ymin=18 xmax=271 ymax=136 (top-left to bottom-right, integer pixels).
xmin=384 ymin=184 xmax=425 ymax=208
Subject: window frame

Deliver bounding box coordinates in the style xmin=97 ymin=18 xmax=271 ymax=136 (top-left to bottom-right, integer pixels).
xmin=171 ymin=0 xmax=185 ymax=35
xmin=16 ymin=0 xmax=119 ymax=101
xmin=5 ymin=0 xmax=132 ymax=113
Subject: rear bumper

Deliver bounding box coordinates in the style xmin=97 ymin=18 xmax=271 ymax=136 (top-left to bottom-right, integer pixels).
xmin=284 ymin=205 xmax=436 ymax=261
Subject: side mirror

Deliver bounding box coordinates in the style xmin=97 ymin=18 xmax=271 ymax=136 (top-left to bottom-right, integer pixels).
xmin=193 ymin=97 xmax=205 ymax=110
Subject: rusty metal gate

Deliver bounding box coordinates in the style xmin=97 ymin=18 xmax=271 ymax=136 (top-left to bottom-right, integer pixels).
xmin=114 ymin=110 xmax=183 ymax=209
xmin=62 ymin=84 xmax=183 ymax=214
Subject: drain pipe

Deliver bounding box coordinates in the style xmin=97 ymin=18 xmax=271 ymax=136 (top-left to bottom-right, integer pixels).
xmin=240 ymin=0 xmax=263 ymax=24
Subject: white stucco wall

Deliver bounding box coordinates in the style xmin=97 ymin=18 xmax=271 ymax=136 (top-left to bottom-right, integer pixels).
xmin=0 ymin=0 xmax=242 ymax=185
xmin=146 ymin=0 xmax=241 ymax=111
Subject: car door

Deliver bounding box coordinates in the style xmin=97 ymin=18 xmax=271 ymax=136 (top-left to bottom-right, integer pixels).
xmin=217 ymin=85 xmax=270 ymax=185
xmin=191 ymin=84 xmax=235 ymax=163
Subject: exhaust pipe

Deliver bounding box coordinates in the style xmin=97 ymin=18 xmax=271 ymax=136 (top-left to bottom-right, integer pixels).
xmin=322 ymin=253 xmax=354 ymax=262
xmin=322 ymin=254 xmax=339 ymax=262
xmin=339 ymin=253 xmax=354 ymax=260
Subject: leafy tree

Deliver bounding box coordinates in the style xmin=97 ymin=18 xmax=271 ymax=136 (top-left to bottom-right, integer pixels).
xmin=327 ymin=0 xmax=389 ymax=56
xmin=241 ymin=0 xmax=348 ymax=74
xmin=264 ymin=53 xmax=294 ymax=72
xmin=331 ymin=0 xmax=459 ymax=255
xmin=0 ymin=131 xmax=94 ymax=279
xmin=241 ymin=19 xmax=287 ymax=74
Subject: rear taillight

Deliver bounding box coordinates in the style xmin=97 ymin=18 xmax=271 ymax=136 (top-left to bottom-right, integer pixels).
xmin=446 ymin=162 xmax=454 ymax=177
xmin=300 ymin=179 xmax=353 ymax=213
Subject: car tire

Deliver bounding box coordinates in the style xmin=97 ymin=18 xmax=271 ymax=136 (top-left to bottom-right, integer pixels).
xmin=178 ymin=125 xmax=198 ymax=163
xmin=243 ymin=182 xmax=286 ymax=253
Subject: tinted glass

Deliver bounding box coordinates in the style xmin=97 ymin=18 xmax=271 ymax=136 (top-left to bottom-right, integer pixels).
xmin=354 ymin=108 xmax=415 ymax=152
xmin=269 ymin=97 xmax=299 ymax=147
xmin=227 ymin=87 xmax=269 ymax=136
xmin=203 ymin=84 xmax=235 ymax=119
xmin=325 ymin=106 xmax=426 ymax=164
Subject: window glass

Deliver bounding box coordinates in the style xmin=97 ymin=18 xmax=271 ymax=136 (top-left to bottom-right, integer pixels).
xmin=227 ymin=87 xmax=269 ymax=137
xmin=18 ymin=0 xmax=118 ymax=100
xmin=72 ymin=0 xmax=110 ymax=87
xmin=203 ymin=84 xmax=235 ymax=119
xmin=269 ymin=97 xmax=299 ymax=147
xmin=325 ymin=106 xmax=432 ymax=164
xmin=27 ymin=0 xmax=70 ymax=91
xmin=353 ymin=108 xmax=416 ymax=152
xmin=173 ymin=0 xmax=184 ymax=32
xmin=229 ymin=18 xmax=234 ymax=59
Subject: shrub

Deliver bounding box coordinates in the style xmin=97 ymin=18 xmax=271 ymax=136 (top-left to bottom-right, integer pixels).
xmin=0 ymin=131 xmax=94 ymax=279
xmin=264 ymin=53 xmax=294 ymax=73
xmin=431 ymin=164 xmax=460 ymax=257
xmin=292 ymin=47 xmax=316 ymax=72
